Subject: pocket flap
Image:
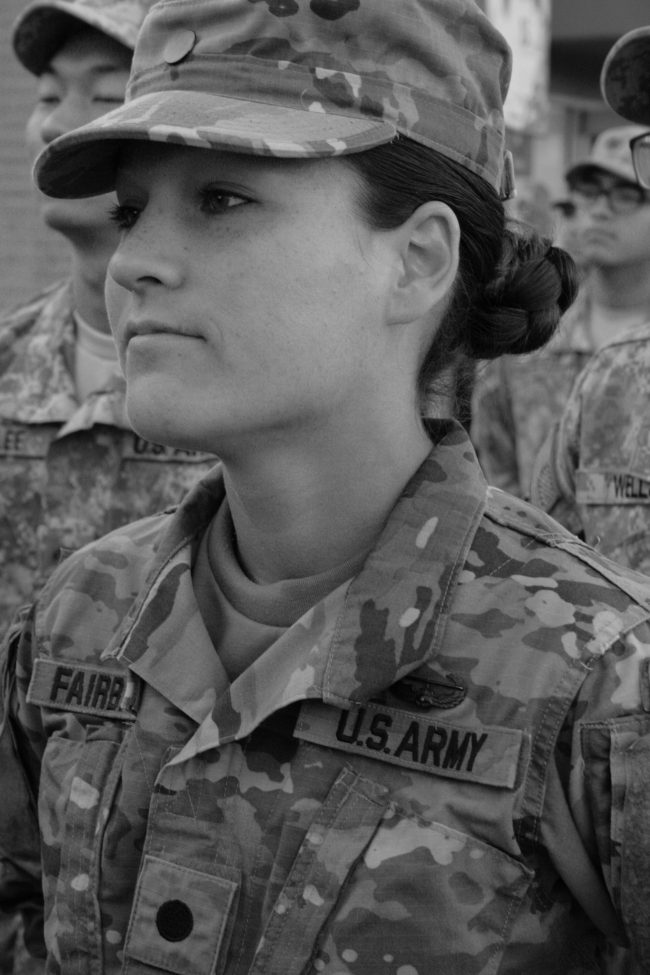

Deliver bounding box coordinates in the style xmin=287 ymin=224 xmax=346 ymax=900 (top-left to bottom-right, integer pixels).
xmin=124 ymin=856 xmax=238 ymax=975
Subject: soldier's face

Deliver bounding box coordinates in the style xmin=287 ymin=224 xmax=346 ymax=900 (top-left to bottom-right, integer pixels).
xmin=25 ymin=27 xmax=131 ymax=239
xmin=105 ymin=143 xmax=400 ymax=457
xmin=577 ymin=175 xmax=650 ymax=269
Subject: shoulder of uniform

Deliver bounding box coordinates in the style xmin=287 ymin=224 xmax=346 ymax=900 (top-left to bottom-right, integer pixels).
xmin=482 ymin=486 xmax=650 ymax=616
xmin=33 ymin=510 xmax=173 ymax=656
xmin=589 ymin=321 xmax=650 ymax=357
xmin=0 ymin=279 xmax=69 ymax=329
xmin=0 ymin=279 xmax=71 ymax=356
xmin=566 ymin=323 xmax=650 ymax=398
xmin=484 ymin=485 xmax=576 ymax=541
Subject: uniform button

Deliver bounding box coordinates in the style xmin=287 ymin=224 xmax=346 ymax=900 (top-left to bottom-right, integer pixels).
xmin=156 ymin=900 xmax=194 ymax=942
xmin=163 ymin=29 xmax=197 ymax=64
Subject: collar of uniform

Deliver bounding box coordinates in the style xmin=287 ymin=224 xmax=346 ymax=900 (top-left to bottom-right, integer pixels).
xmin=321 ymin=419 xmax=487 ymax=705
xmin=549 ymin=286 xmax=650 ymax=354
xmin=114 ymin=469 xmax=231 ymax=723
xmin=159 ymin=421 xmax=488 ymax=764
xmin=58 ymin=373 xmax=132 ymax=435
xmin=0 ymin=278 xmax=79 ymax=423
xmin=548 ymin=288 xmax=595 ymax=353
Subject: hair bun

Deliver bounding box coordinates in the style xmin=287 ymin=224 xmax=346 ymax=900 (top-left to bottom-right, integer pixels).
xmin=467 ymin=228 xmax=579 ymax=359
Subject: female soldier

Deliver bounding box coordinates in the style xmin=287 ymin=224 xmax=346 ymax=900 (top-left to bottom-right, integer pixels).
xmin=3 ymin=0 xmax=650 ymax=972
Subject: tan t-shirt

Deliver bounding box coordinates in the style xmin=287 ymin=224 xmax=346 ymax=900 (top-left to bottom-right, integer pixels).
xmin=193 ymin=500 xmax=369 ymax=680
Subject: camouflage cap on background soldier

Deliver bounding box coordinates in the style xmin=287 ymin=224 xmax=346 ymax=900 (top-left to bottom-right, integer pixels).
xmin=34 ymin=0 xmax=516 ymax=200
xmin=13 ymin=0 xmax=154 ymax=74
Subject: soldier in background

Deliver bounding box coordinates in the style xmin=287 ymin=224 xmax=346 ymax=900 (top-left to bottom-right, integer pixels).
xmin=471 ymin=124 xmax=650 ymax=499
xmin=532 ymin=28 xmax=650 ymax=573
xmin=0 ymin=0 xmax=217 ymax=637
xmin=0 ymin=1 xmax=216 ymax=968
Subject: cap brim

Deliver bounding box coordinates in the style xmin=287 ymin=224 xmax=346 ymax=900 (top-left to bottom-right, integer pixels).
xmin=601 ymin=26 xmax=650 ymax=125
xmin=565 ymin=160 xmax=637 ymax=185
xmin=34 ymin=90 xmax=398 ymax=198
xmin=12 ymin=1 xmax=134 ymax=74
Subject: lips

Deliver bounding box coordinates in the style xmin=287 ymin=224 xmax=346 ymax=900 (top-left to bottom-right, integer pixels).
xmin=581 ymin=228 xmax=616 ymax=245
xmin=124 ymin=321 xmax=188 ymax=344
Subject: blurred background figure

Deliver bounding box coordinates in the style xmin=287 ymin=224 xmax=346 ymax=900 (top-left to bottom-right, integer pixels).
xmin=0 ymin=0 xmax=217 ymax=634
xmin=0 ymin=1 xmax=216 ymax=969
xmin=471 ymin=123 xmax=650 ymax=499
xmin=532 ymin=26 xmax=650 ymax=573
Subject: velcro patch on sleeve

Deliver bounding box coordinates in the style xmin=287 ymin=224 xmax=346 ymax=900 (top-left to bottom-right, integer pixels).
xmin=296 ymin=701 xmax=523 ymax=789
xmin=27 ymin=658 xmax=139 ymax=720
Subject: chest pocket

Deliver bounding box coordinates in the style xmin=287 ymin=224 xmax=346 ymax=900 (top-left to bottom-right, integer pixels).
xmin=253 ymin=774 xmax=532 ymax=975
xmin=122 ymin=708 xmax=532 ymax=975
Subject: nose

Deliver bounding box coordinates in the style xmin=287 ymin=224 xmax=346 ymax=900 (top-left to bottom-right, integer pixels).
xmin=108 ymin=213 xmax=185 ymax=296
xmin=587 ymin=191 xmax=615 ymax=218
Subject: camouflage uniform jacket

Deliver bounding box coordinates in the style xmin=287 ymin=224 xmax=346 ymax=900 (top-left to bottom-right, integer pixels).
xmin=470 ymin=288 xmax=597 ymax=498
xmin=0 ymin=278 xmax=216 ymax=633
xmin=3 ymin=420 xmax=650 ymax=974
xmin=531 ymin=322 xmax=650 ymax=574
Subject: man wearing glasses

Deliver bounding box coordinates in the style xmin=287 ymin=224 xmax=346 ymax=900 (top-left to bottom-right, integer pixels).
xmin=531 ymin=35 xmax=650 ymax=573
xmin=472 ymin=123 xmax=650 ymax=501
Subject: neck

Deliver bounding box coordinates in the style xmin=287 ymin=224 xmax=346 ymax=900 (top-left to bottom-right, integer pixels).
xmin=220 ymin=412 xmax=432 ymax=584
xmin=69 ymin=243 xmax=114 ymax=335
xmin=590 ymin=262 xmax=650 ymax=309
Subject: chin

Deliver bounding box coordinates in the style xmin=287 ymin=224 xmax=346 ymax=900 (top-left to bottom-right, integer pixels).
xmin=125 ymin=397 xmax=200 ymax=454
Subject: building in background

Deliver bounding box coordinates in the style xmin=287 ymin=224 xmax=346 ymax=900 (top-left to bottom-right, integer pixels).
xmin=0 ymin=0 xmax=649 ymax=310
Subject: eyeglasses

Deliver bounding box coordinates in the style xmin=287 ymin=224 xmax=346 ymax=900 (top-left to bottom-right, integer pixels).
xmin=631 ymin=131 xmax=650 ymax=191
xmin=552 ymin=201 xmax=577 ymax=219
xmin=570 ymin=178 xmax=649 ymax=215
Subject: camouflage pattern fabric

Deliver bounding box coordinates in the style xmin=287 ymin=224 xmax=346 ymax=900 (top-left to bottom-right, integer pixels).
xmin=0 ymin=278 xmax=217 ymax=636
xmin=531 ymin=322 xmax=650 ymax=574
xmin=601 ymin=26 xmax=650 ymax=128
xmin=470 ymin=287 xmax=597 ymax=498
xmin=3 ymin=420 xmax=650 ymax=973
xmin=34 ymin=0 xmax=516 ymax=201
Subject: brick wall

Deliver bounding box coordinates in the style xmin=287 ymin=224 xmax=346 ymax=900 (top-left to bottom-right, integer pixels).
xmin=0 ymin=0 xmax=68 ymax=315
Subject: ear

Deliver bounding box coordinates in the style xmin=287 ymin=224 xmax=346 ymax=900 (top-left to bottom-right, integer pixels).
xmin=387 ymin=201 xmax=460 ymax=326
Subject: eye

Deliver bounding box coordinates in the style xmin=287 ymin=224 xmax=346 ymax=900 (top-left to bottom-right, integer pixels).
xmin=36 ymin=75 xmax=61 ymax=106
xmin=108 ymin=202 xmax=141 ymax=231
xmin=199 ymin=187 xmax=250 ymax=215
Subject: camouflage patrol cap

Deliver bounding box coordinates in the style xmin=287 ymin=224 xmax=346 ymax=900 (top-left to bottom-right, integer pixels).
xmin=565 ymin=124 xmax=648 ymax=186
xmin=12 ymin=0 xmax=151 ymax=75
xmin=601 ymin=26 xmax=650 ymax=126
xmin=34 ymin=0 xmax=516 ymax=201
